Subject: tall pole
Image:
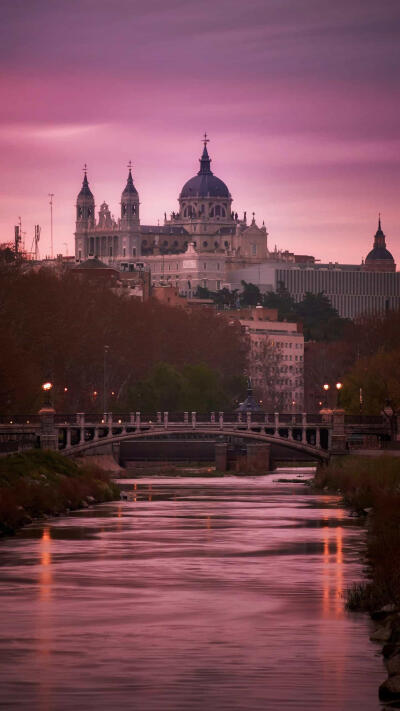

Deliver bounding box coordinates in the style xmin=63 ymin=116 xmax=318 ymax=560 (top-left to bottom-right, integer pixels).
xmin=103 ymin=345 xmax=109 ymax=415
xmin=48 ymin=193 xmax=54 ymax=258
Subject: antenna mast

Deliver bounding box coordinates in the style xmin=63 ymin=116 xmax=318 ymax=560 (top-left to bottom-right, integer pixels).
xmin=48 ymin=193 xmax=54 ymax=258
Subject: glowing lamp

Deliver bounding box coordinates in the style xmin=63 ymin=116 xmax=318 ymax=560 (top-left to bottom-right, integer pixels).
xmin=42 ymin=381 xmax=53 ymax=391
xmin=336 ymin=382 xmax=343 ymax=390
xmin=323 ymin=384 xmax=330 ymax=391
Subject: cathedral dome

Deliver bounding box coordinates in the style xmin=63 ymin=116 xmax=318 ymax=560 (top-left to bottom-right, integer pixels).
xmin=365 ymin=246 xmax=394 ymax=262
xmin=180 ymin=143 xmax=231 ymax=199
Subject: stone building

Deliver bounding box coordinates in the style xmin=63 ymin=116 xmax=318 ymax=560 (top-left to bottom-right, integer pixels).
xmin=74 ymin=137 xmax=288 ymax=292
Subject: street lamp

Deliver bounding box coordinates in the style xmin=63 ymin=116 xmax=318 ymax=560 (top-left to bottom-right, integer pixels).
xmin=103 ymin=345 xmax=109 ymax=416
xmin=41 ymin=380 xmax=53 ymax=408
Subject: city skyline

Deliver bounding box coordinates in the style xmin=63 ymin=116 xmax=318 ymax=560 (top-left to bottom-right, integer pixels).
xmin=1 ymin=0 xmax=399 ymax=264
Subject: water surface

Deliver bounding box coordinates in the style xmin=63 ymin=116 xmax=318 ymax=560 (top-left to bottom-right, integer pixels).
xmin=0 ymin=470 xmax=384 ymax=710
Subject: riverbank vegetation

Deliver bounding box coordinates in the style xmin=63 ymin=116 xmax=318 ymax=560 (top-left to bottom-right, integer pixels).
xmin=314 ymin=455 xmax=400 ymax=610
xmin=0 ymin=262 xmax=247 ymax=414
xmin=0 ymin=450 xmax=119 ymax=536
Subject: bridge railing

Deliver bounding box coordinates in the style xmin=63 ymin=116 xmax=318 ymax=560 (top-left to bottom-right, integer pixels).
xmin=344 ymin=414 xmax=385 ymax=425
xmin=0 ymin=415 xmax=40 ymax=425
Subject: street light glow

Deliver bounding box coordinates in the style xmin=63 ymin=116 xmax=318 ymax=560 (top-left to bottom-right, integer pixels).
xmin=42 ymin=381 xmax=53 ymax=391
xmin=336 ymin=382 xmax=343 ymax=390
xmin=323 ymin=383 xmax=330 ymax=391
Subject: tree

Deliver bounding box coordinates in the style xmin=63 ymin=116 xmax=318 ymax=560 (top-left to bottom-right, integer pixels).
xmin=262 ymin=282 xmax=297 ymax=321
xmin=341 ymin=349 xmax=400 ymax=414
xmin=240 ymin=281 xmax=261 ymax=306
xmin=294 ymin=292 xmax=348 ymax=342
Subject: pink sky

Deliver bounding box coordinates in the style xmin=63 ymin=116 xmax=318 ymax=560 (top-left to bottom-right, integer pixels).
xmin=0 ymin=0 xmax=399 ymax=265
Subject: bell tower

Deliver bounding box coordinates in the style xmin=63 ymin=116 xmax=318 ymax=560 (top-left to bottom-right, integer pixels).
xmin=75 ymin=165 xmax=95 ymax=260
xmin=121 ymin=161 xmax=139 ymax=225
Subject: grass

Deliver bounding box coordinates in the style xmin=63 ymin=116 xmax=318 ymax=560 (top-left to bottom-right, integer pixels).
xmin=314 ymin=455 xmax=400 ymax=611
xmin=0 ymin=449 xmax=119 ymax=536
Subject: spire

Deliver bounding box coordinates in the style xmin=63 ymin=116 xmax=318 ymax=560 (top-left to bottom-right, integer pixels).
xmin=378 ymin=212 xmax=382 ymax=232
xmin=122 ymin=161 xmax=138 ymax=195
xmin=78 ymin=164 xmax=93 ymax=199
xmin=198 ymin=133 xmax=212 ymax=175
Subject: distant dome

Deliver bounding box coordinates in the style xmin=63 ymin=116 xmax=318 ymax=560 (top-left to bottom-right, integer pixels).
xmin=365 ymin=217 xmax=394 ymax=262
xmin=180 ymin=143 xmax=231 ymax=199
xmin=365 ymin=246 xmax=394 ymax=262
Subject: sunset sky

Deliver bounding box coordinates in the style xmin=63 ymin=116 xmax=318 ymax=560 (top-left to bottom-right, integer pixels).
xmin=1 ymin=0 xmax=399 ymax=264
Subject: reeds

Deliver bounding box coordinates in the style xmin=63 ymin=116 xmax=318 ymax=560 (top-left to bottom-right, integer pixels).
xmin=315 ymin=456 xmax=400 ymax=611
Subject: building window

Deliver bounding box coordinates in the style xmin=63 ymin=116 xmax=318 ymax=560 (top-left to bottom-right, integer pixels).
xmin=78 ymin=249 xmax=82 ymax=260
xmin=132 ymin=248 xmax=136 ymax=257
xmin=251 ymin=244 xmax=257 ymax=256
xmin=123 ymin=247 xmax=126 ymax=257
xmin=216 ymin=280 xmax=221 ymax=290
xmin=203 ymin=241 xmax=208 ymax=248
xmin=217 ymin=263 xmax=220 ymax=270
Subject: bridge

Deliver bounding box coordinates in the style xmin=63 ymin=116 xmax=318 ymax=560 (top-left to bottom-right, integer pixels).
xmin=0 ymin=409 xmax=394 ymax=468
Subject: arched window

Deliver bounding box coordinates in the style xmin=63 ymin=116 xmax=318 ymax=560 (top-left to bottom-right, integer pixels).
xmin=214 ymin=241 xmax=219 ymax=249
xmin=203 ymin=241 xmax=208 ymax=248
xmin=132 ymin=204 xmax=136 ymax=215
xmin=173 ymin=240 xmax=178 ymax=247
xmin=209 ymin=207 xmax=214 ymax=217
xmin=221 ymin=207 xmax=226 ymax=217
xmin=163 ymin=240 xmax=168 ymax=246
xmin=141 ymin=239 xmax=147 ymax=247
xmin=215 ymin=205 xmax=221 ymax=216
xmin=184 ymin=208 xmax=188 ymax=217
xmin=224 ymin=241 xmax=230 ymax=249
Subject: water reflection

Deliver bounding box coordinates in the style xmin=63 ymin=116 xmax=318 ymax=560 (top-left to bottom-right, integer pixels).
xmin=0 ymin=471 xmax=382 ymax=711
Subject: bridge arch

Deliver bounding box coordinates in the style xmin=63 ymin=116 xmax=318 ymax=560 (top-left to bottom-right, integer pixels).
xmin=63 ymin=426 xmax=330 ymax=462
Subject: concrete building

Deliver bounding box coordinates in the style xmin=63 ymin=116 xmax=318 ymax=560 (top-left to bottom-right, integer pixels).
xmin=225 ymin=218 xmax=399 ymax=319
xmin=230 ymin=307 xmax=304 ymax=411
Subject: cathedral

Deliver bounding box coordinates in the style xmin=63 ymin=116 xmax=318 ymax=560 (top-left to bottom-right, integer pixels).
xmin=74 ymin=137 xmax=271 ymax=271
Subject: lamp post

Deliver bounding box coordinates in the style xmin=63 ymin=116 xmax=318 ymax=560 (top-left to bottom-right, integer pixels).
xmin=382 ymin=399 xmax=396 ymax=442
xmin=42 ymin=380 xmax=53 ymax=408
xmin=103 ymin=345 xmax=109 ymax=416
xmin=323 ymin=381 xmax=343 ymax=409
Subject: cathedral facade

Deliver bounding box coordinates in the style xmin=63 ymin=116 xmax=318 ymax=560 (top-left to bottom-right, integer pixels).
xmin=74 ymin=138 xmax=271 ymax=282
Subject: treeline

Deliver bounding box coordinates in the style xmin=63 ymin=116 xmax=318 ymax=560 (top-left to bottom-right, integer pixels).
xmin=306 ymin=310 xmax=400 ymax=413
xmin=196 ymin=281 xmax=349 ymax=341
xmin=0 ymin=264 xmax=248 ymax=414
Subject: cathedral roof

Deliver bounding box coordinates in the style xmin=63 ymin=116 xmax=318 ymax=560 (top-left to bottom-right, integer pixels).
xmin=122 ymin=168 xmax=138 ymax=196
xmin=78 ymin=172 xmax=94 ymax=200
xmin=180 ymin=142 xmax=231 ymax=199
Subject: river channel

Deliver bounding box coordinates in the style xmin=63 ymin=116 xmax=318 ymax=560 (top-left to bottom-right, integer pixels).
xmin=0 ymin=470 xmax=384 ymax=710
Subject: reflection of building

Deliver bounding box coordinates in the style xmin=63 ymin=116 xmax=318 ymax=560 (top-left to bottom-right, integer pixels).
xmin=230 ymin=307 xmax=304 ymax=411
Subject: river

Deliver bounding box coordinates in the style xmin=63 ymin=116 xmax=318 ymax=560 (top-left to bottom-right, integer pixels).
xmin=0 ymin=469 xmax=384 ymax=710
